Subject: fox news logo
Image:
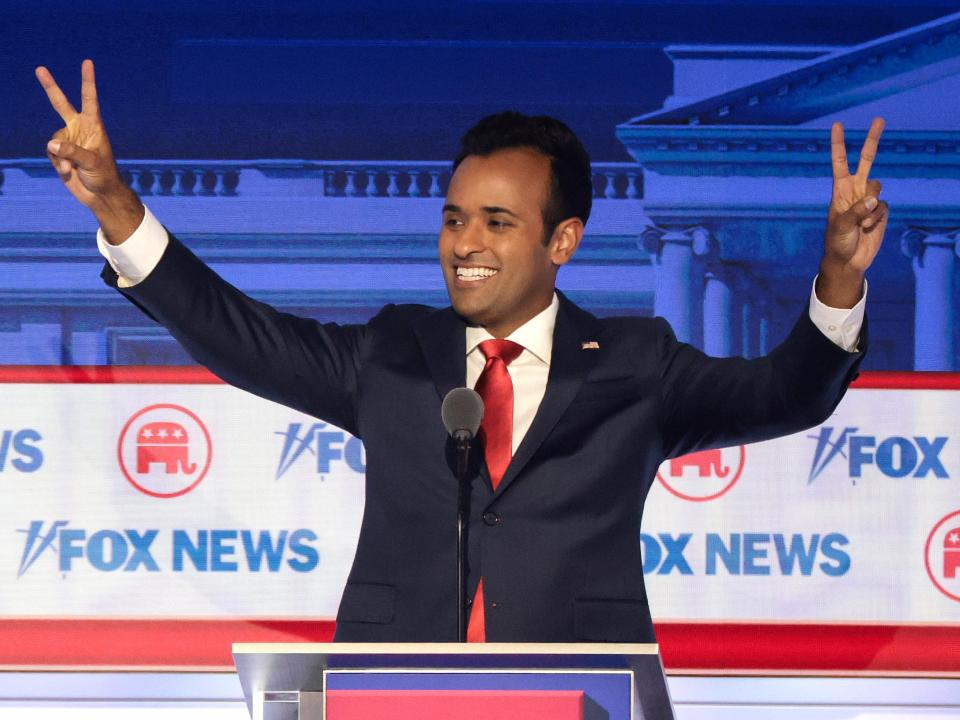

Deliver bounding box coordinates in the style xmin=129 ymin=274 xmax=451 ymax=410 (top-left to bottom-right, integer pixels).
xmin=16 ymin=520 xmax=318 ymax=577
xmin=275 ymin=422 xmax=366 ymax=479
xmin=808 ymin=426 xmax=949 ymax=484
xmin=0 ymin=429 xmax=43 ymax=473
xmin=640 ymin=531 xmax=850 ymax=576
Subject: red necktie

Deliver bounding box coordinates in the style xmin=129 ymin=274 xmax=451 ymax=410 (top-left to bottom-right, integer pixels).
xmin=467 ymin=338 xmax=523 ymax=642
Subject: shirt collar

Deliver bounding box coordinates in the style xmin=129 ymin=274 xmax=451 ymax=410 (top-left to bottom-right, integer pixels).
xmin=465 ymin=292 xmax=559 ymax=365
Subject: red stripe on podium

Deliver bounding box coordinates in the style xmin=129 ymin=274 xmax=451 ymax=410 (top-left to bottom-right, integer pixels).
xmin=656 ymin=622 xmax=960 ymax=673
xmin=0 ymin=619 xmax=335 ymax=668
xmin=326 ymin=690 xmax=584 ymax=720
xmin=0 ymin=366 xmax=223 ymax=384
xmin=850 ymin=371 xmax=960 ymax=390
xmin=0 ymin=367 xmax=958 ymax=389
xmin=1 ymin=620 xmax=959 ymax=673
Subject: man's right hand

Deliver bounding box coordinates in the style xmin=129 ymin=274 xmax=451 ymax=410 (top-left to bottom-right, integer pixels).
xmin=36 ymin=59 xmax=144 ymax=245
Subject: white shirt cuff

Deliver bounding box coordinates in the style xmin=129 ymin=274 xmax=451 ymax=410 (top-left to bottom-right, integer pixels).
xmin=96 ymin=205 xmax=168 ymax=288
xmin=808 ymin=275 xmax=867 ymax=353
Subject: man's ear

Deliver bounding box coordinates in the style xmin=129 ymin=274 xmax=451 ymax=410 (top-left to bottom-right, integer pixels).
xmin=548 ymin=217 xmax=584 ymax=267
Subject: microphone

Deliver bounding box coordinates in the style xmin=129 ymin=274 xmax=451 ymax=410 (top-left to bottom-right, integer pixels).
xmin=441 ymin=388 xmax=484 ymax=444
xmin=441 ymin=388 xmax=484 ymax=642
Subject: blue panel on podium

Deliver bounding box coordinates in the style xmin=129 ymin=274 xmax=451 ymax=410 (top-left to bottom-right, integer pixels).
xmin=325 ymin=670 xmax=632 ymax=720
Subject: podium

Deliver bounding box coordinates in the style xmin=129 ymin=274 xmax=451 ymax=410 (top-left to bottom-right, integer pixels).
xmin=233 ymin=643 xmax=675 ymax=720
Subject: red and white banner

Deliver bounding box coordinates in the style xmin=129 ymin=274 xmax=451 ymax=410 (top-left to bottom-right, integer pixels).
xmin=1 ymin=368 xmax=958 ymax=673
xmin=646 ymin=377 xmax=960 ymax=625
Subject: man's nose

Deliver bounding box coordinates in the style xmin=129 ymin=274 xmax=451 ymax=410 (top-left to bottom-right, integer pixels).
xmin=453 ymin=221 xmax=485 ymax=258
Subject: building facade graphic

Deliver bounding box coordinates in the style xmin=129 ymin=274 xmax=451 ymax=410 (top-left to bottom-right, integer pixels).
xmin=1 ymin=11 xmax=957 ymax=369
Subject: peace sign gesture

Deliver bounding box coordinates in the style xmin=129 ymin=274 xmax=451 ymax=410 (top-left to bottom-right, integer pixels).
xmin=817 ymin=117 xmax=889 ymax=308
xmin=36 ymin=59 xmax=142 ymax=243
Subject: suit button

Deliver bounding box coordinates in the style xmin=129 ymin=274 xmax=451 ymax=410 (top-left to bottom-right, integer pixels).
xmin=482 ymin=511 xmax=500 ymax=526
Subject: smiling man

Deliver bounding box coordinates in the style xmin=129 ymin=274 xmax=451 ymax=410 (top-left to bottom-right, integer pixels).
xmin=38 ymin=60 xmax=887 ymax=643
xmin=441 ymin=133 xmax=587 ymax=339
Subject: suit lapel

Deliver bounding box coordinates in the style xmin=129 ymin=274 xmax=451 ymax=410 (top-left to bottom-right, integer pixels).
xmin=412 ymin=306 xmax=467 ymax=401
xmin=493 ymin=292 xmax=602 ymax=499
xmin=414 ymin=306 xmax=499 ymax=493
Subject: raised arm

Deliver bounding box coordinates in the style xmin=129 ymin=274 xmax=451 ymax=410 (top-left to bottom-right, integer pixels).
xmin=36 ymin=59 xmax=144 ymax=244
xmin=37 ymin=60 xmax=367 ymax=435
xmin=816 ymin=117 xmax=889 ymax=308
xmin=661 ymin=119 xmax=889 ymax=459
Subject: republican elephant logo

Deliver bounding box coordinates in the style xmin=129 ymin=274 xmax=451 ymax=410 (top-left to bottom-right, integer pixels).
xmin=944 ymin=527 xmax=960 ymax=579
xmin=136 ymin=421 xmax=197 ymax=474
xmin=925 ymin=511 xmax=960 ymax=604
xmin=118 ymin=404 xmax=212 ymax=499
xmin=656 ymin=445 xmax=746 ymax=502
xmin=669 ymin=449 xmax=729 ymax=478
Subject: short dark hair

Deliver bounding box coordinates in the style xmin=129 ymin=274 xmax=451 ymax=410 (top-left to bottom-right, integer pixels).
xmin=453 ymin=111 xmax=593 ymax=242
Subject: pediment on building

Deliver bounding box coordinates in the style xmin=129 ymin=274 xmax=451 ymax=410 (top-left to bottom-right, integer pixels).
xmin=624 ymin=11 xmax=960 ymax=127
xmin=616 ymin=12 xmax=960 ymax=181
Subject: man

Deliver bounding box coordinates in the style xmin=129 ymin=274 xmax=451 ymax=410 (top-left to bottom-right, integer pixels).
xmin=37 ymin=60 xmax=888 ymax=642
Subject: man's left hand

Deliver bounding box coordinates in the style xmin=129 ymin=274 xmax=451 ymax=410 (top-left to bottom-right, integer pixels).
xmin=817 ymin=116 xmax=889 ymax=309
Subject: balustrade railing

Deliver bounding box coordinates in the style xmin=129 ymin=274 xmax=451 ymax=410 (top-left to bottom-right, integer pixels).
xmin=321 ymin=162 xmax=447 ymax=198
xmin=0 ymin=159 xmax=642 ymax=199
xmin=119 ymin=166 xmax=241 ymax=197
xmin=318 ymin=161 xmax=641 ymax=199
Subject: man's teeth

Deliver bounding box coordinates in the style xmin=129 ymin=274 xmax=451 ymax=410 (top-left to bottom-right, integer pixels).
xmin=457 ymin=267 xmax=498 ymax=281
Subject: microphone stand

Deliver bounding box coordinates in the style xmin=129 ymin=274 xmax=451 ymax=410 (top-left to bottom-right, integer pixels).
xmin=454 ymin=429 xmax=472 ymax=642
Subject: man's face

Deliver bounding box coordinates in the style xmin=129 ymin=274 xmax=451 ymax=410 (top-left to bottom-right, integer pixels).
xmin=439 ymin=147 xmax=562 ymax=338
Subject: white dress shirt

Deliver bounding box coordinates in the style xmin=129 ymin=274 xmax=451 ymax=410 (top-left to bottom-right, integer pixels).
xmin=98 ymin=206 xmax=867 ymax=452
xmin=466 ymin=295 xmax=559 ymax=455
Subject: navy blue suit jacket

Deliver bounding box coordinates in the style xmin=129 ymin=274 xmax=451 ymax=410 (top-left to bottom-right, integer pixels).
xmin=104 ymin=234 xmax=865 ymax=642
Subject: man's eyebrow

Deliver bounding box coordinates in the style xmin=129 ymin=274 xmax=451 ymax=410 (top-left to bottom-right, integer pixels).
xmin=441 ymin=204 xmax=521 ymax=219
xmin=482 ymin=206 xmax=520 ymax=219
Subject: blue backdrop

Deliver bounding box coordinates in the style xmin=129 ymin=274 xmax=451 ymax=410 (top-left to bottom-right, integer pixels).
xmin=2 ymin=0 xmax=958 ymax=370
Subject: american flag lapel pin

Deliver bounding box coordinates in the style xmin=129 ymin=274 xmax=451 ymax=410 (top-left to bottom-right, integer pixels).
xmin=581 ymin=341 xmax=600 ymax=350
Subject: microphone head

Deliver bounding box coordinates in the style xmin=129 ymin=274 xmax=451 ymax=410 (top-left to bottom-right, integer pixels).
xmin=441 ymin=388 xmax=484 ymax=438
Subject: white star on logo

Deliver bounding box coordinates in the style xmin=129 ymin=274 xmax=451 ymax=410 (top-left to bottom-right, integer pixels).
xmin=157 ymin=428 xmax=168 ymax=439
xmin=172 ymin=428 xmax=183 ymax=439
xmin=948 ymin=532 xmax=960 ymax=546
xmin=141 ymin=428 xmax=153 ymax=439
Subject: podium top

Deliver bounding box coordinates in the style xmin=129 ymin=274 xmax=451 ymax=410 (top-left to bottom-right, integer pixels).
xmin=233 ymin=643 xmax=663 ymax=700
xmin=232 ymin=643 xmax=672 ymax=720
xmin=234 ymin=642 xmax=659 ymax=657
